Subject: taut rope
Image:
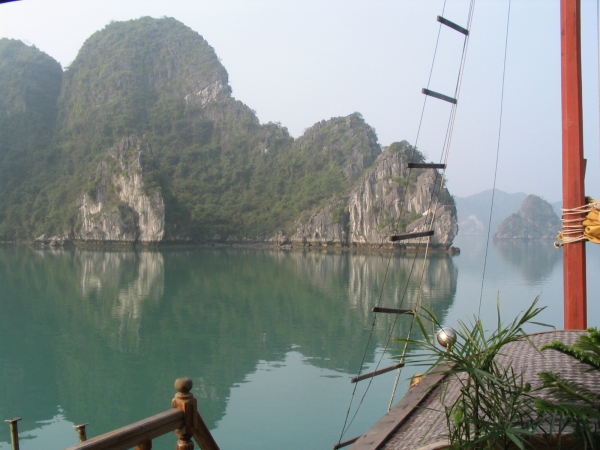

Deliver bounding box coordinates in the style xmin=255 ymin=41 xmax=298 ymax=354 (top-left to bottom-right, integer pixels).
xmin=555 ymin=197 xmax=600 ymax=247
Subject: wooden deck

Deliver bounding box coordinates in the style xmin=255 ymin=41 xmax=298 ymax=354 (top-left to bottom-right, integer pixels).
xmin=349 ymin=330 xmax=599 ymax=450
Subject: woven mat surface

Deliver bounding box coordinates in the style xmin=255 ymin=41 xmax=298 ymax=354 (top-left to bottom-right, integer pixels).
xmin=382 ymin=330 xmax=599 ymax=449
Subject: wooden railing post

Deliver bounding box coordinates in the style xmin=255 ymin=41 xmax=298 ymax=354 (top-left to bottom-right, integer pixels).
xmin=4 ymin=418 xmax=21 ymax=450
xmin=172 ymin=378 xmax=196 ymax=450
xmin=135 ymin=439 xmax=152 ymax=450
xmin=172 ymin=378 xmax=220 ymax=450
xmin=73 ymin=423 xmax=88 ymax=442
xmin=63 ymin=409 xmax=183 ymax=450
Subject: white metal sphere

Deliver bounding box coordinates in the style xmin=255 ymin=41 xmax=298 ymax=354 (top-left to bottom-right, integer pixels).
xmin=437 ymin=327 xmax=457 ymax=349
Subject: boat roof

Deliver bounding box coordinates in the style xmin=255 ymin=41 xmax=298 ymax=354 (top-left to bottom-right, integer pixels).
xmin=350 ymin=330 xmax=599 ymax=450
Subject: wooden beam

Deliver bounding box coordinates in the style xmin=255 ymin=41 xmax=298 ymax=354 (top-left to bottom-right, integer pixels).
xmin=407 ymin=163 xmax=446 ymax=169
xmin=349 ymin=364 xmax=451 ymax=450
xmin=351 ymin=363 xmax=405 ymax=383
xmin=389 ymin=230 xmax=434 ymax=242
xmin=333 ymin=436 xmax=360 ymax=449
xmin=372 ymin=307 xmax=414 ymax=315
xmin=63 ymin=410 xmax=184 ymax=450
xmin=437 ymin=16 xmax=469 ymax=35
xmin=561 ymin=0 xmax=587 ymax=330
xmin=421 ymin=88 xmax=457 ymax=104
xmin=193 ymin=410 xmax=221 ymax=450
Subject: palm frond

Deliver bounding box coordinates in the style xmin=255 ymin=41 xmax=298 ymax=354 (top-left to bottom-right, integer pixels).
xmin=535 ymin=398 xmax=600 ymax=420
xmin=541 ymin=329 xmax=600 ymax=370
xmin=392 ymin=297 xmax=556 ymax=448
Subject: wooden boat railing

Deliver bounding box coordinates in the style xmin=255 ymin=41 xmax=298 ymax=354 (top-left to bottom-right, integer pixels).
xmin=5 ymin=378 xmax=220 ymax=450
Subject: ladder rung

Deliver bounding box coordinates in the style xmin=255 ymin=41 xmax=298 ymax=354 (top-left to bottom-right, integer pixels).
xmin=351 ymin=363 xmax=405 ymax=383
xmin=332 ymin=436 xmax=360 ymax=449
xmin=372 ymin=307 xmax=414 ymax=315
xmin=408 ymin=163 xmax=446 ymax=169
xmin=437 ymin=15 xmax=469 ymax=35
xmin=389 ymin=230 xmax=434 ymax=242
xmin=422 ymin=88 xmax=457 ymax=104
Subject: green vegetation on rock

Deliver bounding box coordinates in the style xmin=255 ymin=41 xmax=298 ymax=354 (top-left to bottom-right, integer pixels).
xmin=0 ymin=39 xmax=63 ymax=240
xmin=0 ymin=17 xmax=450 ymax=244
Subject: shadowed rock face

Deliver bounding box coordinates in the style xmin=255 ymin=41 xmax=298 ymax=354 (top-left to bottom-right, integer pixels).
xmin=495 ymin=194 xmax=561 ymax=239
xmin=0 ymin=39 xmax=63 ymax=241
xmin=291 ymin=144 xmax=458 ymax=249
xmin=76 ymin=136 xmax=165 ymax=243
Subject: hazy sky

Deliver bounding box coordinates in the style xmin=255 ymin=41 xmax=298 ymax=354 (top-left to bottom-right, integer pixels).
xmin=1 ymin=0 xmax=599 ymax=201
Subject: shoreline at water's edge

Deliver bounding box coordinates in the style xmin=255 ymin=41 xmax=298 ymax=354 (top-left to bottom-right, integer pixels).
xmin=1 ymin=239 xmax=461 ymax=254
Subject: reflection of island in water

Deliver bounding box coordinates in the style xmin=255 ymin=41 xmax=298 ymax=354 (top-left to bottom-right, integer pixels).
xmin=274 ymin=250 xmax=458 ymax=346
xmin=0 ymin=246 xmax=458 ymax=446
xmin=0 ymin=248 xmax=167 ymax=444
xmin=494 ymin=240 xmax=561 ymax=283
xmin=77 ymin=250 xmax=164 ymax=351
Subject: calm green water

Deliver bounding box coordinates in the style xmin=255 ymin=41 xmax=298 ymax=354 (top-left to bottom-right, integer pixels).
xmin=0 ymin=237 xmax=598 ymax=449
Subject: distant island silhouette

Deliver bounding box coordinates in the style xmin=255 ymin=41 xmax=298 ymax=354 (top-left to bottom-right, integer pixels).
xmin=494 ymin=195 xmax=561 ymax=239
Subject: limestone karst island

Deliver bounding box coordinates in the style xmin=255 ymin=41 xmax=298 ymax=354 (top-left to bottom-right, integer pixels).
xmin=0 ymin=17 xmax=457 ymax=249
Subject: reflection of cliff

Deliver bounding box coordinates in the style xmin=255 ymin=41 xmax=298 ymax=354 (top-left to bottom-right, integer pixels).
xmin=347 ymin=253 xmax=457 ymax=317
xmin=495 ymin=240 xmax=560 ymax=283
xmin=0 ymin=246 xmax=457 ymax=445
xmin=0 ymin=247 xmax=72 ymax=444
xmin=77 ymin=250 xmax=164 ymax=351
xmin=266 ymin=249 xmax=458 ymax=348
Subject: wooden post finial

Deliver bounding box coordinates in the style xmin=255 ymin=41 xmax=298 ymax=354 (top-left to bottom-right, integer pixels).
xmin=174 ymin=378 xmax=193 ymax=395
xmin=172 ymin=378 xmax=221 ymax=450
xmin=172 ymin=378 xmax=196 ymax=450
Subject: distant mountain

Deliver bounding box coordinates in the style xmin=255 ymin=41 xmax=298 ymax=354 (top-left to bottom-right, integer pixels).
xmin=455 ymin=189 xmax=527 ymax=236
xmin=0 ymin=17 xmax=457 ymax=247
xmin=495 ymin=195 xmax=561 ymax=239
xmin=551 ymin=200 xmax=562 ymax=218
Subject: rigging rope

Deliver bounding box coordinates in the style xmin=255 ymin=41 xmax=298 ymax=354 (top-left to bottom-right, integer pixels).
xmin=337 ymin=0 xmax=477 ymax=444
xmin=337 ymin=1 xmax=450 ymax=440
xmin=386 ymin=0 xmax=479 ymax=409
xmin=477 ymin=0 xmax=512 ymax=317
xmin=386 ymin=0 xmax=478 ymax=408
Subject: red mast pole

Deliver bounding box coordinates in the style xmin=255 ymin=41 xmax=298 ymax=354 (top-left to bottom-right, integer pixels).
xmin=561 ymin=0 xmax=587 ymax=330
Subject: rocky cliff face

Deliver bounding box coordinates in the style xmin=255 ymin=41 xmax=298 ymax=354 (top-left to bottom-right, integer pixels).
xmin=291 ymin=142 xmax=458 ymax=248
xmin=0 ymin=18 xmax=460 ymax=246
xmin=75 ymin=135 xmax=165 ymax=243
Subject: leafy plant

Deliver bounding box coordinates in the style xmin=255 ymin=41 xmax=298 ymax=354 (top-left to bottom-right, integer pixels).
xmin=395 ymin=297 xmax=551 ymax=449
xmin=535 ymin=328 xmax=600 ymax=448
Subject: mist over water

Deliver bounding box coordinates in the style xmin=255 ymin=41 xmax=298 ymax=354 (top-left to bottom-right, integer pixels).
xmin=0 ymin=238 xmax=597 ymax=449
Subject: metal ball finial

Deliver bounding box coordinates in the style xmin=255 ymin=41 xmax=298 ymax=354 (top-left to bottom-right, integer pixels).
xmin=437 ymin=327 xmax=457 ymax=351
xmin=174 ymin=377 xmax=193 ymax=394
